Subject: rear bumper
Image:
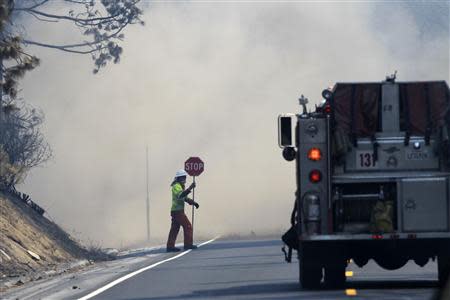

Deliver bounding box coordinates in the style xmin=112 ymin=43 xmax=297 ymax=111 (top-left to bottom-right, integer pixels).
xmin=300 ymin=232 xmax=450 ymax=241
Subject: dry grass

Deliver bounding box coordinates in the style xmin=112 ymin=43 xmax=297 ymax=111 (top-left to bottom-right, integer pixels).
xmin=0 ymin=191 xmax=90 ymax=278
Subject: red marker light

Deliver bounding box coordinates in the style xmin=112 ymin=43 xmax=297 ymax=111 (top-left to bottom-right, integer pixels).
xmin=309 ymin=170 xmax=322 ymax=183
xmin=372 ymin=234 xmax=383 ymax=240
xmin=308 ymin=148 xmax=322 ymax=161
xmin=324 ymin=104 xmax=331 ymax=114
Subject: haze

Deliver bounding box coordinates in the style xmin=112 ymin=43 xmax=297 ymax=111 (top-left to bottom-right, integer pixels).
xmin=17 ymin=2 xmax=449 ymax=248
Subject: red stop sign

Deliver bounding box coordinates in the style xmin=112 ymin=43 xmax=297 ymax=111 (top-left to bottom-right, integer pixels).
xmin=185 ymin=157 xmax=204 ymax=176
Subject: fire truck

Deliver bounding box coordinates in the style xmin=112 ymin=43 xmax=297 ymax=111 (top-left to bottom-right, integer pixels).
xmin=278 ymin=75 xmax=450 ymax=289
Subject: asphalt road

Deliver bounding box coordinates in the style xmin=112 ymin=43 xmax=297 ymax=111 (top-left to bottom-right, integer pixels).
xmin=82 ymin=239 xmax=441 ymax=300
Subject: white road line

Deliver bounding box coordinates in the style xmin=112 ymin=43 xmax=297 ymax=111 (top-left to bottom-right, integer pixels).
xmin=77 ymin=237 xmax=219 ymax=300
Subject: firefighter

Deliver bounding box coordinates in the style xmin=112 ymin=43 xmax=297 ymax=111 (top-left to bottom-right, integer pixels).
xmin=166 ymin=169 xmax=199 ymax=252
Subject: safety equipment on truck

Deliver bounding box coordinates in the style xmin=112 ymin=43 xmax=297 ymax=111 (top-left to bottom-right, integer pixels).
xmin=370 ymin=200 xmax=394 ymax=233
xmin=332 ymin=127 xmax=352 ymax=164
xmin=331 ymin=84 xmax=381 ymax=162
xmin=333 ymin=83 xmax=380 ymax=140
xmin=333 ymin=82 xmax=449 ymax=141
xmin=399 ymin=82 xmax=448 ymax=138
xmin=400 ymin=84 xmax=411 ymax=146
xmin=282 ymin=226 xmax=297 ymax=263
xmin=282 ymin=194 xmax=299 ymax=263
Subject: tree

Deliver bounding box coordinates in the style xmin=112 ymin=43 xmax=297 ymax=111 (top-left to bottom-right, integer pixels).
xmin=1 ymin=0 xmax=143 ymax=94
xmin=0 ymin=103 xmax=50 ymax=188
xmin=12 ymin=0 xmax=143 ymax=73
xmin=0 ymin=0 xmax=143 ymax=188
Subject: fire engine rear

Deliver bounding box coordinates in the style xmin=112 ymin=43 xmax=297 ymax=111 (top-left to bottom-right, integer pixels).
xmin=278 ymin=76 xmax=450 ymax=289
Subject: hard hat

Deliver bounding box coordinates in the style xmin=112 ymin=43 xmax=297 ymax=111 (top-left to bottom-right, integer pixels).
xmin=175 ymin=169 xmax=188 ymax=178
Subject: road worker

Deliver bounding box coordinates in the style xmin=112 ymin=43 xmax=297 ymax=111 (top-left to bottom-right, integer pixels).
xmin=166 ymin=169 xmax=200 ymax=252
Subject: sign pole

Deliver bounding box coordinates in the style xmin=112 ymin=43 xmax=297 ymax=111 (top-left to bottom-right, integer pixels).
xmin=184 ymin=156 xmax=204 ymax=246
xmin=192 ymin=176 xmax=196 ymax=242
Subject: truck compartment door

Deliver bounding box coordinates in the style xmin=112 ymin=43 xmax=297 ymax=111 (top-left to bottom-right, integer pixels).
xmin=400 ymin=178 xmax=449 ymax=232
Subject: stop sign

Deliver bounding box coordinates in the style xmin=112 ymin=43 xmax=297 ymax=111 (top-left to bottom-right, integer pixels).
xmin=185 ymin=157 xmax=204 ymax=176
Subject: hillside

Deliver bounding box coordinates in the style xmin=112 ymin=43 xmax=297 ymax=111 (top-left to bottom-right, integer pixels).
xmin=0 ymin=191 xmax=89 ymax=281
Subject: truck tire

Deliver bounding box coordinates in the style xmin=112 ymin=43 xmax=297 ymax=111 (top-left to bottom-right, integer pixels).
xmin=324 ymin=260 xmax=346 ymax=289
xmin=438 ymin=254 xmax=450 ymax=287
xmin=298 ymin=245 xmax=323 ymax=289
xmin=300 ymin=255 xmax=322 ymax=289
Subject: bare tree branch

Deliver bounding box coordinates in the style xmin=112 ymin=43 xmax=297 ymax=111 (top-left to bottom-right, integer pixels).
xmin=21 ymin=39 xmax=107 ymax=54
xmin=14 ymin=0 xmax=51 ymax=11
xmin=22 ymin=22 xmax=128 ymax=50
xmin=15 ymin=8 xmax=123 ymax=24
xmin=27 ymin=10 xmax=59 ymax=23
xmin=11 ymin=0 xmax=143 ymax=73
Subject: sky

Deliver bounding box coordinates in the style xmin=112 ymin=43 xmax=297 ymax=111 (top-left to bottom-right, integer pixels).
xmin=14 ymin=1 xmax=450 ymax=248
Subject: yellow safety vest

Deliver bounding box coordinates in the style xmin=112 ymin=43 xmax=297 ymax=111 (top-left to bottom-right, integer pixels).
xmin=171 ymin=182 xmax=185 ymax=211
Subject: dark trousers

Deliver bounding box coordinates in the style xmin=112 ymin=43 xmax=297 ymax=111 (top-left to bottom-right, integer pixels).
xmin=166 ymin=210 xmax=193 ymax=248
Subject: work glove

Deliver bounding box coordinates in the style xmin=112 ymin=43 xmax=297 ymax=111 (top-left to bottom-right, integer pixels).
xmin=188 ymin=182 xmax=196 ymax=191
xmin=180 ymin=183 xmax=196 ymax=198
xmin=194 ymin=202 xmax=200 ymax=209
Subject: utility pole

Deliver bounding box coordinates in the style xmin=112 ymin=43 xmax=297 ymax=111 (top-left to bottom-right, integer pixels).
xmin=146 ymin=146 xmax=150 ymax=243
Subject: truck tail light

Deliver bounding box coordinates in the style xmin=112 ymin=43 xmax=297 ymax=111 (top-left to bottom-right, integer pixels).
xmin=309 ymin=170 xmax=322 ymax=183
xmin=307 ymin=148 xmax=322 ymax=161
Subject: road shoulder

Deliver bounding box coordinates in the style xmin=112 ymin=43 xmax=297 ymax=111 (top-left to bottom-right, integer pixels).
xmin=2 ymin=245 xmax=178 ymax=300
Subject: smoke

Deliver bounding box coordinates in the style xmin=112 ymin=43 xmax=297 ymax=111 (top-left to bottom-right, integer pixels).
xmin=17 ymin=2 xmax=449 ymax=247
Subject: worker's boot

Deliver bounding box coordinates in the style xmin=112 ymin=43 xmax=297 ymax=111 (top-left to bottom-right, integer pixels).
xmin=166 ymin=247 xmax=181 ymax=252
xmin=184 ymin=245 xmax=198 ymax=250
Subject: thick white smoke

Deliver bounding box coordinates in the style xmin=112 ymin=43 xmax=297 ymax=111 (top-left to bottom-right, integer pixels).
xmin=17 ymin=2 xmax=449 ymax=247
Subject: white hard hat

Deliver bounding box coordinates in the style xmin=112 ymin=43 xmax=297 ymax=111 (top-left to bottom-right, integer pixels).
xmin=175 ymin=169 xmax=188 ymax=178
